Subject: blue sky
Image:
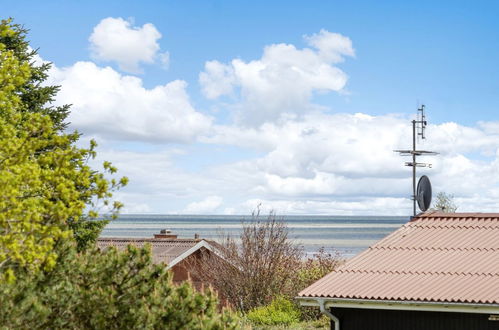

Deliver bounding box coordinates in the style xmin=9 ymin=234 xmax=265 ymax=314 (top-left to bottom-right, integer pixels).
xmin=4 ymin=1 xmax=499 ymax=214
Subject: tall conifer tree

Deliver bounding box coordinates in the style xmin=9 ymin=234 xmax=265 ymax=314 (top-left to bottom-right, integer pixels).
xmin=0 ymin=19 xmax=125 ymax=252
xmin=0 ymin=20 xmax=237 ymax=328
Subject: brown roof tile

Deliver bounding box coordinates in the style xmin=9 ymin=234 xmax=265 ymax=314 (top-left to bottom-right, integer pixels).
xmin=97 ymin=237 xmax=207 ymax=265
xmin=299 ymin=212 xmax=499 ymax=305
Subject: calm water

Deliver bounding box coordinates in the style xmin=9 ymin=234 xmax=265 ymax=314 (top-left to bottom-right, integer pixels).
xmin=101 ymin=215 xmax=408 ymax=258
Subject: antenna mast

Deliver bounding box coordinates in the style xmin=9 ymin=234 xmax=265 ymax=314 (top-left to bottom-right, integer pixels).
xmin=394 ymin=105 xmax=438 ymax=216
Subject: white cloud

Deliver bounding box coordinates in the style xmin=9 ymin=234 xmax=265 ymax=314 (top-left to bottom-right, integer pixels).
xmin=121 ymin=201 xmax=152 ymax=214
xmin=239 ymin=197 xmax=408 ymax=216
xmin=200 ymin=113 xmax=499 ymax=213
xmin=37 ymin=25 xmax=499 ymax=216
xmin=199 ymin=60 xmax=236 ymax=99
xmin=183 ymin=196 xmax=223 ymax=214
xmin=89 ymin=17 xmax=167 ymax=73
xmin=48 ymin=61 xmax=212 ymax=143
xmin=207 ymin=113 xmax=409 ymax=180
xmin=158 ymin=51 xmax=170 ymax=69
xmin=86 ymin=110 xmax=499 ymax=215
xmin=304 ymin=29 xmax=355 ymax=62
xmin=199 ymin=30 xmax=355 ymax=125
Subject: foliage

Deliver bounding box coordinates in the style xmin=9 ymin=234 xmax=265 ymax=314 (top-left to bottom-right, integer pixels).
xmin=0 ymin=18 xmax=238 ymax=330
xmin=0 ymin=18 xmax=127 ymax=254
xmin=242 ymin=319 xmax=329 ymax=330
xmin=0 ymin=18 xmax=127 ymax=279
xmin=246 ymin=297 xmax=300 ymax=326
xmin=431 ymin=192 xmax=457 ymax=213
xmin=290 ymin=247 xmax=343 ymax=320
xmin=191 ymin=210 xmax=343 ymax=315
xmin=308 ymin=315 xmax=331 ymax=329
xmin=194 ymin=210 xmax=303 ymax=312
xmin=0 ymin=18 xmax=70 ymax=130
xmin=293 ymin=247 xmax=342 ymax=294
xmin=192 ymin=208 xmax=342 ymax=323
xmin=0 ymin=242 xmax=239 ymax=329
xmin=68 ymin=218 xmax=109 ymax=252
xmin=0 ymin=26 xmax=66 ymax=278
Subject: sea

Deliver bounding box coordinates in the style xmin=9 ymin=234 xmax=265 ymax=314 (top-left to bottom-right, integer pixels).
xmin=101 ymin=215 xmax=409 ymax=258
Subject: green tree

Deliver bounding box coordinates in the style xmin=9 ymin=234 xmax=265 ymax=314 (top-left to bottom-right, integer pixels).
xmin=0 ymin=28 xmax=65 ymax=279
xmin=0 ymin=19 xmax=126 ymax=255
xmin=431 ymin=192 xmax=457 ymax=213
xmin=0 ymin=19 xmax=237 ymax=329
xmin=0 ymin=19 xmax=69 ymax=130
xmin=0 ymin=243 xmax=238 ymax=329
xmin=0 ymin=20 xmax=127 ymax=279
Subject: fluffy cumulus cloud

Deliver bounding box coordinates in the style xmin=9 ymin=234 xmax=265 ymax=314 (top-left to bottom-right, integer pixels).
xmin=199 ymin=29 xmax=354 ymax=125
xmin=207 ymin=113 xmax=409 ymax=180
xmin=183 ymin=196 xmax=224 ymax=214
xmin=89 ymin=17 xmax=169 ymax=73
xmin=238 ymin=197 xmax=408 ymax=216
xmin=199 ymin=61 xmax=236 ymax=99
xmin=84 ymin=112 xmax=499 ymax=215
xmin=38 ymin=24 xmax=499 ymax=215
xmin=197 ymin=113 xmax=499 ymax=214
xmin=47 ymin=61 xmax=212 ymax=143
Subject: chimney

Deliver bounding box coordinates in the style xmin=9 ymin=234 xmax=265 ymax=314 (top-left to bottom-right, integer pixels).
xmin=154 ymin=229 xmax=178 ymax=239
xmin=194 ymin=233 xmax=199 ymax=239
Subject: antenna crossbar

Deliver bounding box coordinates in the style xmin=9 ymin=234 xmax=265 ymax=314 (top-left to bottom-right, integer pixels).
xmin=394 ymin=150 xmax=439 ymax=156
xmin=404 ymin=162 xmax=432 ymax=168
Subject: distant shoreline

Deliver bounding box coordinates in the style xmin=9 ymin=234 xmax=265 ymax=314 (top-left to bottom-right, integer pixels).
xmin=100 ymin=215 xmax=407 ymax=258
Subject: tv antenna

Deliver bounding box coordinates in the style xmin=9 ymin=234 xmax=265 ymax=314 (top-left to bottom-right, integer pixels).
xmin=394 ymin=105 xmax=438 ymax=216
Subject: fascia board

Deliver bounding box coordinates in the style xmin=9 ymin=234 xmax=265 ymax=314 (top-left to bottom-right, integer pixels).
xmin=166 ymin=240 xmax=213 ymax=269
xmin=295 ymin=297 xmax=499 ymax=315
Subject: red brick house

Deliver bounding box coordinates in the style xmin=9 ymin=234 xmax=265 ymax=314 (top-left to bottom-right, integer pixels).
xmin=97 ymin=230 xmax=219 ymax=288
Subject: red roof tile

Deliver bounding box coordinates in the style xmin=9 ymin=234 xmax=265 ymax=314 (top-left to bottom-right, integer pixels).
xmin=299 ymin=212 xmax=499 ymax=305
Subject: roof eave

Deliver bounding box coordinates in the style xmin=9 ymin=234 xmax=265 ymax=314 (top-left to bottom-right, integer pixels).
xmin=295 ymin=297 xmax=499 ymax=314
xmin=166 ymin=240 xmax=213 ymax=269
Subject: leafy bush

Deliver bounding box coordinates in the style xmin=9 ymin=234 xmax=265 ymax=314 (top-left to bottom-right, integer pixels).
xmin=194 ymin=210 xmax=303 ymax=312
xmin=295 ymin=247 xmax=342 ymax=292
xmin=289 ymin=247 xmax=343 ymax=321
xmin=193 ymin=210 xmax=343 ymax=322
xmin=0 ymin=243 xmax=239 ymax=329
xmin=309 ymin=315 xmax=331 ymax=328
xmin=247 ymin=296 xmax=300 ymax=326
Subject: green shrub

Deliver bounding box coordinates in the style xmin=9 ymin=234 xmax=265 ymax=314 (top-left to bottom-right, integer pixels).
xmin=310 ymin=315 xmax=331 ymax=328
xmin=291 ymin=248 xmax=343 ymax=321
xmin=247 ymin=296 xmax=300 ymax=326
xmin=0 ymin=243 xmax=239 ymax=329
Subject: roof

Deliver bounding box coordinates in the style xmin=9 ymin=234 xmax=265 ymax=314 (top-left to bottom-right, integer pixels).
xmin=299 ymin=212 xmax=499 ymax=305
xmin=97 ymin=237 xmax=215 ymax=268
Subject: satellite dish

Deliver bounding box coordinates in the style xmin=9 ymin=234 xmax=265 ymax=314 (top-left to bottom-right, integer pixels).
xmin=416 ymin=175 xmax=432 ymax=212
